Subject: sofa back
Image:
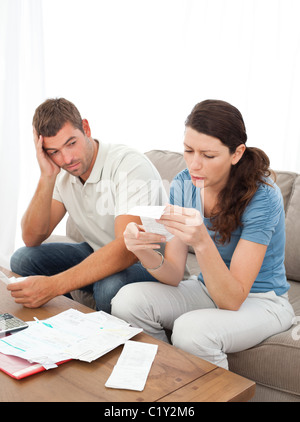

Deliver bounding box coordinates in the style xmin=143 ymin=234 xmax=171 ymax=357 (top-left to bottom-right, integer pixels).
xmin=145 ymin=150 xmax=300 ymax=283
xmin=279 ymin=172 xmax=300 ymax=282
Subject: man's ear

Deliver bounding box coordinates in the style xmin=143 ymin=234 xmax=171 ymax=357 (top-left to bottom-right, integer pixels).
xmin=82 ymin=119 xmax=91 ymax=137
xmin=232 ymin=144 xmax=246 ymax=165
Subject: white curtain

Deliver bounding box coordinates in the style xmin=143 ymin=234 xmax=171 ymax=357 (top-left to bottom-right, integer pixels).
xmin=0 ymin=0 xmax=45 ymax=267
xmin=41 ymin=0 xmax=300 ymax=172
xmin=1 ymin=0 xmax=300 ymax=266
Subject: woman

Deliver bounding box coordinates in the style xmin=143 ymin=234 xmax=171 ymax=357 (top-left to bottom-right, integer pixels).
xmin=111 ymin=99 xmax=295 ymax=369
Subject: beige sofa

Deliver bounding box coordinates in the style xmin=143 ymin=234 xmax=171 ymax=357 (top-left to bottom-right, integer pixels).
xmin=58 ymin=149 xmax=300 ymax=402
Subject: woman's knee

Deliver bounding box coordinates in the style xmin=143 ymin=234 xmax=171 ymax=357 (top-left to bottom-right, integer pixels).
xmin=172 ymin=311 xmax=218 ymax=356
xmin=172 ymin=310 xmax=230 ymax=369
xmin=111 ymin=283 xmax=148 ymax=322
xmin=171 ymin=313 xmax=197 ymax=353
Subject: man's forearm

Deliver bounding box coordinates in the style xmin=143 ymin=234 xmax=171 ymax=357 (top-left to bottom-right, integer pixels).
xmin=53 ymin=237 xmax=138 ymax=295
xmin=21 ymin=175 xmax=56 ymax=246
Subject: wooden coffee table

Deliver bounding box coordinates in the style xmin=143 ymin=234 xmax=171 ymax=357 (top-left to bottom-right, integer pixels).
xmin=0 ymin=267 xmax=255 ymax=402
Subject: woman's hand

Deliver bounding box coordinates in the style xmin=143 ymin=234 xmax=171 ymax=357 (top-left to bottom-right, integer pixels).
xmin=158 ymin=205 xmax=204 ymax=248
xmin=123 ymin=222 xmax=166 ymax=254
xmin=123 ymin=221 xmax=186 ymax=285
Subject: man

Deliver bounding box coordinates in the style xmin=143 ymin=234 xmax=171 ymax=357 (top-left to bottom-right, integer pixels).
xmin=9 ymin=98 xmax=167 ymax=312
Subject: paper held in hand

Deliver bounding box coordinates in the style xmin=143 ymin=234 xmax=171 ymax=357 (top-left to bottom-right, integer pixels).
xmin=127 ymin=206 xmax=174 ymax=241
xmin=0 ymin=271 xmax=27 ymax=285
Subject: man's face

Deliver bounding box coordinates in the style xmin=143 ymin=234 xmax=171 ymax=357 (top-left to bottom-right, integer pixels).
xmin=42 ymin=121 xmax=96 ymax=181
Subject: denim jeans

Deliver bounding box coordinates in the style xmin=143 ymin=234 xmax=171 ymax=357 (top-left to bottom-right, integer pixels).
xmin=10 ymin=242 xmax=157 ymax=313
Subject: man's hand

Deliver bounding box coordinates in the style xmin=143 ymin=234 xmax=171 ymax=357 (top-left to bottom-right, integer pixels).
xmin=33 ymin=127 xmax=60 ymax=178
xmin=7 ymin=275 xmax=57 ymax=308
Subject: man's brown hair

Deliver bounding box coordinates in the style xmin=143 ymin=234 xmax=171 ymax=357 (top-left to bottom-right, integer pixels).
xmin=32 ymin=98 xmax=84 ymax=137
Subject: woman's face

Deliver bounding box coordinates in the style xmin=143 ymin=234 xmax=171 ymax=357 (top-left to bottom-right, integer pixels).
xmin=183 ymin=127 xmax=245 ymax=193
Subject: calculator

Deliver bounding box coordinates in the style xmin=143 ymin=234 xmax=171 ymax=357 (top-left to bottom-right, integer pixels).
xmin=0 ymin=313 xmax=29 ymax=334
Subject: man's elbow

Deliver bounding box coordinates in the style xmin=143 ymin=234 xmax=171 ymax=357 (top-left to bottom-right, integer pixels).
xmin=22 ymin=234 xmax=45 ymax=248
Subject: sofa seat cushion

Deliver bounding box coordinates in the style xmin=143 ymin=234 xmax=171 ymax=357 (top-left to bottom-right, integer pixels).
xmin=228 ymin=327 xmax=300 ymax=398
xmin=228 ymin=280 xmax=300 ymax=398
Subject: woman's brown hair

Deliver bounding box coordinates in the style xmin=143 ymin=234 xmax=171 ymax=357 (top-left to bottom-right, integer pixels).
xmin=185 ymin=99 xmax=273 ymax=244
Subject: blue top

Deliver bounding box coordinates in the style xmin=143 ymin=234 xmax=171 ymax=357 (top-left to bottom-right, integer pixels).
xmin=170 ymin=169 xmax=290 ymax=296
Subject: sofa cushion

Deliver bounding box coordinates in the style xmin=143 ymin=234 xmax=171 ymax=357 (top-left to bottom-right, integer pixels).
xmin=228 ymin=280 xmax=300 ymax=399
xmin=284 ymin=175 xmax=300 ymax=282
xmin=228 ymin=326 xmax=300 ymax=398
xmin=275 ymin=171 xmax=297 ymax=212
xmin=145 ymin=150 xmax=186 ymax=194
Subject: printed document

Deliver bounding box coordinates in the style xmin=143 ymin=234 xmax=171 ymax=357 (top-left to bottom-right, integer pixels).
xmin=0 ymin=309 xmax=142 ymax=369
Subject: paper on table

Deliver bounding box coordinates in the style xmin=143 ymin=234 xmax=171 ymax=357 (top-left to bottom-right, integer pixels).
xmin=0 ymin=309 xmax=142 ymax=368
xmin=105 ymin=340 xmax=158 ymax=391
xmin=127 ymin=206 xmax=174 ymax=241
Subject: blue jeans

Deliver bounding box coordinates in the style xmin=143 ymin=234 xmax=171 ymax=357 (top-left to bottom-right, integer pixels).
xmin=10 ymin=242 xmax=158 ymax=313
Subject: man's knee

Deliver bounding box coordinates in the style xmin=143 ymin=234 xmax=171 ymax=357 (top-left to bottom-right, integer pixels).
xmin=93 ymin=271 xmax=127 ymax=313
xmin=10 ymin=246 xmax=37 ymax=275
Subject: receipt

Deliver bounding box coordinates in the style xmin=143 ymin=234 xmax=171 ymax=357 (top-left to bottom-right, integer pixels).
xmin=105 ymin=340 xmax=158 ymax=391
xmin=127 ymin=206 xmax=174 ymax=241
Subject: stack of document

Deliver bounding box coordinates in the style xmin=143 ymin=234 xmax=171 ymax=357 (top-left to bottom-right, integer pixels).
xmin=0 ymin=309 xmax=142 ymax=370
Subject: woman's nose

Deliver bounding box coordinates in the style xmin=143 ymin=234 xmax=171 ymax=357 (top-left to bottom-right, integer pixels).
xmin=190 ymin=154 xmax=203 ymax=171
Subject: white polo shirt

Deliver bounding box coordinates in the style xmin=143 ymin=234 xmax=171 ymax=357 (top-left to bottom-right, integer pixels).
xmin=53 ymin=140 xmax=167 ymax=251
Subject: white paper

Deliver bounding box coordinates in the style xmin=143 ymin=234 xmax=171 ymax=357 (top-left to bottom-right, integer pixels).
xmin=105 ymin=340 xmax=158 ymax=391
xmin=0 ymin=309 xmax=142 ymax=369
xmin=0 ymin=270 xmax=26 ymax=285
xmin=127 ymin=206 xmax=174 ymax=241
xmin=128 ymin=205 xmax=167 ymax=219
